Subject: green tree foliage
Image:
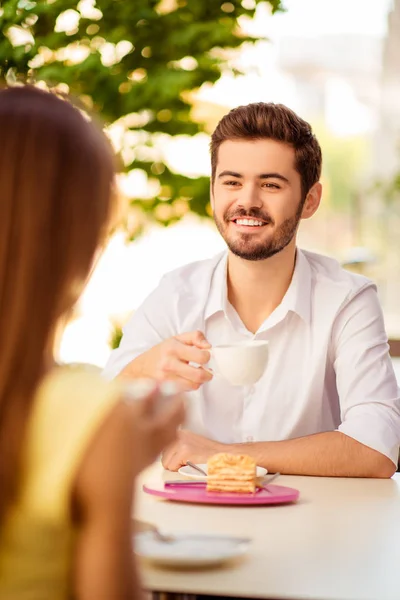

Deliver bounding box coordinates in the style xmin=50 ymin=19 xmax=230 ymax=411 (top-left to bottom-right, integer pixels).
xmin=0 ymin=0 xmax=282 ymax=236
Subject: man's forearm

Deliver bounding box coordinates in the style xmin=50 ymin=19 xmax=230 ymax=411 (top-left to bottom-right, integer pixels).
xmin=227 ymin=431 xmax=396 ymax=478
xmin=118 ymin=355 xmax=146 ymax=380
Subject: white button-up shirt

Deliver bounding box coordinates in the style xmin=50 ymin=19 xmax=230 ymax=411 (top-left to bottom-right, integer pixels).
xmin=103 ymin=249 xmax=400 ymax=466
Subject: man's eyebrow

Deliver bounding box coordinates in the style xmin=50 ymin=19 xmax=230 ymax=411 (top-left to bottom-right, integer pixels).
xmin=217 ymin=170 xmax=290 ymax=184
xmin=259 ymin=173 xmax=290 ymax=184
xmin=218 ymin=170 xmax=242 ymax=179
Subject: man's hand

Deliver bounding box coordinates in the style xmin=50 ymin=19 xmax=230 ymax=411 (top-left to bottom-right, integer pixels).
xmin=119 ymin=330 xmax=213 ymax=392
xmin=162 ymin=430 xmax=225 ymax=471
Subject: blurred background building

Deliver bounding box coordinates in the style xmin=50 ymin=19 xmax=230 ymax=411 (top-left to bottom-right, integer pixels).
xmin=378 ymin=0 xmax=400 ymax=178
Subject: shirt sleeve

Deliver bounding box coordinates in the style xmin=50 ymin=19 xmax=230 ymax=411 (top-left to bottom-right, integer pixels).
xmin=102 ymin=275 xmax=178 ymax=380
xmin=332 ymin=284 xmax=400 ymax=466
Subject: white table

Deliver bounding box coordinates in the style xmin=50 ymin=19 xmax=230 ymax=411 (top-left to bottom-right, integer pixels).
xmin=135 ymin=464 xmax=400 ymax=600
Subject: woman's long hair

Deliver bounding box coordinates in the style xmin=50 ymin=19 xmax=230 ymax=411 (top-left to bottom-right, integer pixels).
xmin=0 ymin=86 xmax=116 ymax=523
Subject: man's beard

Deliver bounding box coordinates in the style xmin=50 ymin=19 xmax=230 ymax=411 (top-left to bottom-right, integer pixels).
xmin=214 ymin=202 xmax=304 ymax=262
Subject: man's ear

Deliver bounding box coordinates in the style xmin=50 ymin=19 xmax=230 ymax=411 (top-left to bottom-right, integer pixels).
xmin=301 ymin=182 xmax=322 ymax=219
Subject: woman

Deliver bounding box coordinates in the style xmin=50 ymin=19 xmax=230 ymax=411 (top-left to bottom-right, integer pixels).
xmin=0 ymin=85 xmax=184 ymax=599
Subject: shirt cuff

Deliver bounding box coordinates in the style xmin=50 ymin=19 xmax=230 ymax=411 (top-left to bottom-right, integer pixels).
xmin=338 ymin=410 xmax=400 ymax=467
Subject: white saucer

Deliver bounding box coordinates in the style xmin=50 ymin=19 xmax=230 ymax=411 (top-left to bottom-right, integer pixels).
xmin=134 ymin=531 xmax=251 ymax=568
xmin=178 ymin=463 xmax=267 ymax=481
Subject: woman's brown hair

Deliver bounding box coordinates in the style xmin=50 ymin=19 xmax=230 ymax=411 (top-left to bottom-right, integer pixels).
xmin=0 ymin=85 xmax=115 ymax=523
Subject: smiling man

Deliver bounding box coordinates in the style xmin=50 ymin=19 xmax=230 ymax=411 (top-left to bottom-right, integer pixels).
xmin=103 ymin=103 xmax=400 ymax=478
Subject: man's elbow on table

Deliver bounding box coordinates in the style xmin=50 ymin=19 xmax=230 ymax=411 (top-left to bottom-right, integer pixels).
xmin=340 ymin=432 xmax=397 ymax=478
xmin=367 ymin=452 xmax=397 ymax=479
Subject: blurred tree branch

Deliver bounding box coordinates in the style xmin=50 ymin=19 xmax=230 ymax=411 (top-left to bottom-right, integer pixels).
xmin=1 ymin=0 xmax=283 ymax=238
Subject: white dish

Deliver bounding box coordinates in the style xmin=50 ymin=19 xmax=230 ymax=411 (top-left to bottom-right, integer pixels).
xmin=134 ymin=531 xmax=251 ymax=568
xmin=178 ymin=463 xmax=267 ymax=480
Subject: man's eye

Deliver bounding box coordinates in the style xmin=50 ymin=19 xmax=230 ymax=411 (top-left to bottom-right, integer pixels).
xmin=262 ymin=182 xmax=280 ymax=189
xmin=224 ymin=180 xmax=240 ymax=186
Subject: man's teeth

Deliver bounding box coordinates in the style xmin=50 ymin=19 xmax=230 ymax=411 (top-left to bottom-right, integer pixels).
xmin=235 ymin=218 xmax=264 ymax=226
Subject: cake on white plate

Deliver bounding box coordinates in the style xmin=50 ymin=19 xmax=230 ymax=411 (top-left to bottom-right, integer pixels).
xmin=207 ymin=452 xmax=257 ymax=493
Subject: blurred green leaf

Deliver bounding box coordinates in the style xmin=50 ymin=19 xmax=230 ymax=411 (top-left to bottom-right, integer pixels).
xmin=0 ymin=0 xmax=284 ymax=236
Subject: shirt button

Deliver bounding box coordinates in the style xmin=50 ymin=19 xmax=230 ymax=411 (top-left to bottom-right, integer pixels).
xmin=246 ymin=436 xmax=254 ymax=442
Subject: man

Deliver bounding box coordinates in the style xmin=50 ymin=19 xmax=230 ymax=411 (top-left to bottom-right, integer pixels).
xmin=104 ymin=102 xmax=400 ymax=477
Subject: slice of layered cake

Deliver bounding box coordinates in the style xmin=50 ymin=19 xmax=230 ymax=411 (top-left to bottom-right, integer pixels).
xmin=207 ymin=452 xmax=257 ymax=493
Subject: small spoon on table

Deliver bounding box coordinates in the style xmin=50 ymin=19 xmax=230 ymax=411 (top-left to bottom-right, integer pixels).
xmin=133 ymin=519 xmax=175 ymax=544
xmin=185 ymin=460 xmax=207 ymax=476
xmin=258 ymin=472 xmax=281 ymax=490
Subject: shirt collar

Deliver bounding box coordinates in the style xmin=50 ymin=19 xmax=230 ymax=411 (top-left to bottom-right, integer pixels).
xmin=280 ymin=248 xmax=312 ymax=324
xmin=204 ymin=249 xmax=312 ymax=325
xmin=204 ymin=252 xmax=228 ymax=321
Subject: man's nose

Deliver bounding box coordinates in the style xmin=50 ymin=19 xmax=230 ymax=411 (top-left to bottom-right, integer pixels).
xmin=237 ymin=183 xmax=262 ymax=209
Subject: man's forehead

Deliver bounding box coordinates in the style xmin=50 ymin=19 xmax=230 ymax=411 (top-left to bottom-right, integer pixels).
xmin=216 ymin=139 xmax=296 ymax=174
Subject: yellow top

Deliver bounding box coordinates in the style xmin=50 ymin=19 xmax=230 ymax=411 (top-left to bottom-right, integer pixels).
xmin=0 ymin=367 xmax=122 ymax=600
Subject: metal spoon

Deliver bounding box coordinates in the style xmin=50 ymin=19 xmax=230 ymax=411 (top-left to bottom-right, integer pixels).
xmin=134 ymin=519 xmax=175 ymax=543
xmin=258 ymin=471 xmax=281 ymax=490
xmin=186 ymin=460 xmax=207 ymax=476
xmin=152 ymin=526 xmax=176 ymax=544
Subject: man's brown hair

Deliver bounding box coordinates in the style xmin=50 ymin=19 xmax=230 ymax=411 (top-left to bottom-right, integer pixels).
xmin=211 ymin=102 xmax=322 ymax=201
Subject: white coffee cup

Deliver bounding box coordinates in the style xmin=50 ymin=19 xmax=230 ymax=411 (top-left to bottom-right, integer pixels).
xmin=210 ymin=340 xmax=269 ymax=386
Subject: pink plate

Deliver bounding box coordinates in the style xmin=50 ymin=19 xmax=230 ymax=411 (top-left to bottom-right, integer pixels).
xmin=143 ymin=483 xmax=299 ymax=505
